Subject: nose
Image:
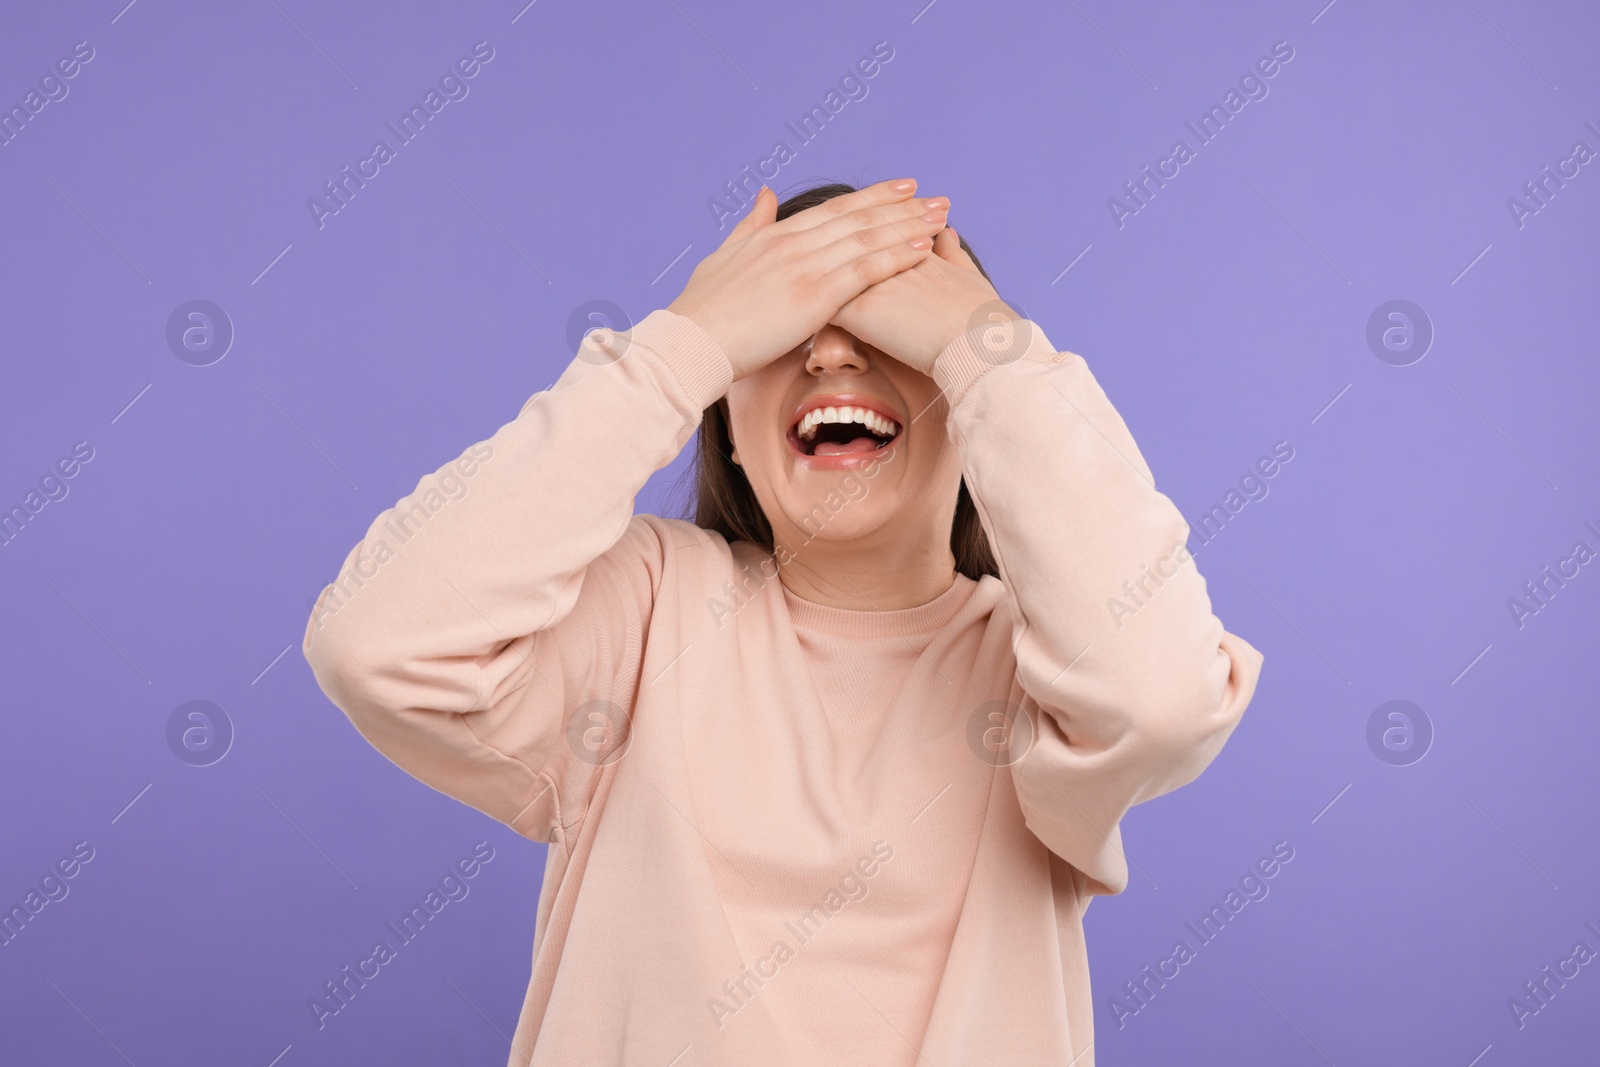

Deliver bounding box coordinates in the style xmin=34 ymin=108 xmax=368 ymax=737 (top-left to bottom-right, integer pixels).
xmin=804 ymin=324 xmax=870 ymax=376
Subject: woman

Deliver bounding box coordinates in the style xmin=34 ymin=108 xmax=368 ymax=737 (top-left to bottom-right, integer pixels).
xmin=303 ymin=177 xmax=1264 ymax=1066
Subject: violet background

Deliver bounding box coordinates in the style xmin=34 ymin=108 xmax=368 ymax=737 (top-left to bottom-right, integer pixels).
xmin=3 ymin=0 xmax=1598 ymax=1063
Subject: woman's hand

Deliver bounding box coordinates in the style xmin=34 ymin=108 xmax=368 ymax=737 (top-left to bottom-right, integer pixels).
xmin=667 ymin=179 xmax=951 ymax=380
xmin=829 ymin=225 xmax=1015 ymax=376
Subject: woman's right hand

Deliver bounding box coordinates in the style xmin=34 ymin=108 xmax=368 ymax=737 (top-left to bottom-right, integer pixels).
xmin=666 ymin=178 xmax=951 ymax=381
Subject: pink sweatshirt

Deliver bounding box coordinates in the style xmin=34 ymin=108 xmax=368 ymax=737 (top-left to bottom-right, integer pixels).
xmin=302 ymin=308 xmax=1263 ymax=1066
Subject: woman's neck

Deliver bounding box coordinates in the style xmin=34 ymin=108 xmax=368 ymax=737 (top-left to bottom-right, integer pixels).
xmin=774 ymin=532 xmax=958 ymax=611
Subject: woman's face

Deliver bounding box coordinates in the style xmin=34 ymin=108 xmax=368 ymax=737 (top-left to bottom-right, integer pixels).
xmin=724 ymin=323 xmax=964 ymax=556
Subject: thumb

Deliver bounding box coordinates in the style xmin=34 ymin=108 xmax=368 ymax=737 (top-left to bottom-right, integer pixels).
xmin=723 ymin=186 xmax=777 ymax=245
xmin=935 ymin=224 xmax=973 ymax=267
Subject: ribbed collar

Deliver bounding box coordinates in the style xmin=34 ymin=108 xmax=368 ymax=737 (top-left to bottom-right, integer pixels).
xmin=781 ymin=572 xmax=976 ymax=638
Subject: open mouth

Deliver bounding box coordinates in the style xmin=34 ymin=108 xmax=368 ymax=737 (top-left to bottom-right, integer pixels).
xmin=787 ymin=404 xmax=902 ymax=457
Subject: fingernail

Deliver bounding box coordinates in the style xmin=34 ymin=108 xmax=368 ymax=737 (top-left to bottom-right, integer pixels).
xmin=910 ymin=236 xmax=933 ymax=249
xmin=892 ymin=179 xmax=916 ymax=191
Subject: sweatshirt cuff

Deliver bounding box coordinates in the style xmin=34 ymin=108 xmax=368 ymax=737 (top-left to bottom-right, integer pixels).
xmin=931 ymin=316 xmax=1069 ymax=409
xmin=601 ymin=308 xmax=736 ymax=412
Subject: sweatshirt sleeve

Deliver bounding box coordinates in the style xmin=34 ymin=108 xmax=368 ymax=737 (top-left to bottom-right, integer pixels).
xmin=932 ymin=317 xmax=1264 ymax=897
xmin=301 ymin=309 xmax=734 ymax=844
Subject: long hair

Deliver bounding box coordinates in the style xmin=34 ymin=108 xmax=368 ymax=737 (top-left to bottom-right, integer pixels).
xmin=674 ymin=180 xmax=999 ymax=581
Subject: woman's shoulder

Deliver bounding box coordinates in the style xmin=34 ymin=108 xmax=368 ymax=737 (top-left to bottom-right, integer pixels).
xmin=622 ymin=513 xmax=750 ymax=576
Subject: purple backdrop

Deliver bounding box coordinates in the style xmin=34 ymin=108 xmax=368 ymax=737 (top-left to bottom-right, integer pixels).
xmin=3 ymin=0 xmax=1597 ymax=1063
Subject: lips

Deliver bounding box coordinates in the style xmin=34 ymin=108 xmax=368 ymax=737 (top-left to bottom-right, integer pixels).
xmin=785 ymin=393 xmax=902 ymax=469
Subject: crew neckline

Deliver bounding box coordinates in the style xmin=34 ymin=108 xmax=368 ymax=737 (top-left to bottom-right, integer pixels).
xmin=781 ymin=571 xmax=976 ymax=638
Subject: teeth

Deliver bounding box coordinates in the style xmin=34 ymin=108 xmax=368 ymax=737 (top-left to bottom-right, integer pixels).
xmin=795 ymin=405 xmax=901 ymax=441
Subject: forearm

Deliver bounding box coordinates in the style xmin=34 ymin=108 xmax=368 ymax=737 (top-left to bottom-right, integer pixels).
xmin=301 ymin=310 xmax=733 ymax=805
xmin=934 ymin=320 xmax=1262 ymax=887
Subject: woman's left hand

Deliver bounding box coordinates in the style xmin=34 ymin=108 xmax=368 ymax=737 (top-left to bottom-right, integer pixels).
xmin=829 ymin=225 xmax=1013 ymax=376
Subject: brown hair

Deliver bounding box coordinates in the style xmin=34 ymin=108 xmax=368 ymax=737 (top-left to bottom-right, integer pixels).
xmin=672 ymin=180 xmax=999 ymax=581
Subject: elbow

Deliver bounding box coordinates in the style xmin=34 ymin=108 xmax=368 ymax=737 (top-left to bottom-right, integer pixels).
xmin=1126 ymin=636 xmax=1263 ymax=792
xmin=302 ymin=592 xmax=393 ymax=718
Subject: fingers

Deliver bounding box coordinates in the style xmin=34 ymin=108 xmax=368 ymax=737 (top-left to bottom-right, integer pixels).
xmin=776 ymin=177 xmax=923 ymax=234
xmin=934 ymin=224 xmax=972 ymax=266
xmin=720 ymin=185 xmax=777 ymax=247
xmin=809 ymin=208 xmax=948 ymax=282
xmin=816 ymin=230 xmax=938 ymax=304
xmin=802 ymin=196 xmax=949 ymax=259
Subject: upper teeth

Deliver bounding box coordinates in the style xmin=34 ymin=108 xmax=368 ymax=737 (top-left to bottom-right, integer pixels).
xmin=796 ymin=405 xmax=900 ymax=440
